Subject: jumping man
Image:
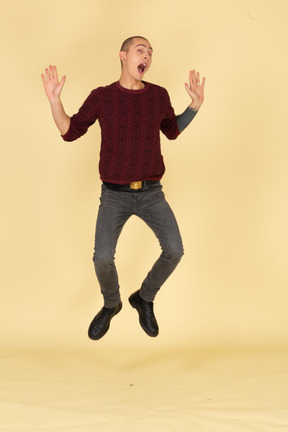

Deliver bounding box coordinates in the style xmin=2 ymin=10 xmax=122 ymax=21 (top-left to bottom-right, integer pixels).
xmin=41 ymin=36 xmax=205 ymax=340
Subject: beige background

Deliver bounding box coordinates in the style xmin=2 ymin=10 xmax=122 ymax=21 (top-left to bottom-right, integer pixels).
xmin=1 ymin=1 xmax=288 ymax=430
xmin=2 ymin=0 xmax=287 ymax=349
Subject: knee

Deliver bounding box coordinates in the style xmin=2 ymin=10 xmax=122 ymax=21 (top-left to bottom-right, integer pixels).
xmin=93 ymin=250 xmax=114 ymax=271
xmin=165 ymin=242 xmax=184 ymax=263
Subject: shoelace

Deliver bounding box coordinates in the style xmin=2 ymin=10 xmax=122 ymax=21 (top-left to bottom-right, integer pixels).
xmin=142 ymin=300 xmax=154 ymax=317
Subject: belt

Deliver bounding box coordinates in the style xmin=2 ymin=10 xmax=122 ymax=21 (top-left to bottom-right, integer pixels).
xmin=103 ymin=180 xmax=159 ymax=191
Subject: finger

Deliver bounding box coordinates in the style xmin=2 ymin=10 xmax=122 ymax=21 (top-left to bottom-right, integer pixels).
xmin=196 ymin=71 xmax=200 ymax=85
xmin=201 ymin=76 xmax=206 ymax=87
xmin=41 ymin=74 xmax=46 ymax=85
xmin=45 ymin=67 xmax=50 ymax=81
xmin=53 ymin=65 xmax=58 ymax=81
xmin=49 ymin=65 xmax=54 ymax=79
xmin=46 ymin=66 xmax=52 ymax=80
xmin=190 ymin=70 xmax=196 ymax=86
xmin=184 ymin=82 xmax=193 ymax=98
xmin=59 ymin=75 xmax=66 ymax=89
xmin=188 ymin=70 xmax=192 ymax=87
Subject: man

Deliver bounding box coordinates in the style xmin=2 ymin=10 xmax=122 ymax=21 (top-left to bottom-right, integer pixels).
xmin=41 ymin=36 xmax=205 ymax=340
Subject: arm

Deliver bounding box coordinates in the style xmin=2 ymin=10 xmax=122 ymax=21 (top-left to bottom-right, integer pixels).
xmin=176 ymin=106 xmax=198 ymax=133
xmin=176 ymin=70 xmax=205 ymax=133
xmin=41 ymin=65 xmax=70 ymax=135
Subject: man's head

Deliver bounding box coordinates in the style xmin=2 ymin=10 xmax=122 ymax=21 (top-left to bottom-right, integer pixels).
xmin=120 ymin=36 xmax=150 ymax=55
xmin=119 ymin=36 xmax=153 ymax=80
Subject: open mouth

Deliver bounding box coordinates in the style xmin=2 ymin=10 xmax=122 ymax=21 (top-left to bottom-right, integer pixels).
xmin=138 ymin=63 xmax=147 ymax=74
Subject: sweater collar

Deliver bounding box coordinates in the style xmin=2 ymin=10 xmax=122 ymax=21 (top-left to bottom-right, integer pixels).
xmin=115 ymin=80 xmax=150 ymax=94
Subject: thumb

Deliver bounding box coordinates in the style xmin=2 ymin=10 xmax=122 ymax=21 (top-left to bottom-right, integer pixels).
xmin=59 ymin=75 xmax=66 ymax=90
xmin=184 ymin=82 xmax=192 ymax=97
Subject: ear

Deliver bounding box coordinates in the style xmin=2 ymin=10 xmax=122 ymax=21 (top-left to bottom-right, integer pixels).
xmin=119 ymin=51 xmax=126 ymax=63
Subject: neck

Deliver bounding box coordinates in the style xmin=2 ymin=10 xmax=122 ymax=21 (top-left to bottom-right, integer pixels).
xmin=119 ymin=72 xmax=145 ymax=90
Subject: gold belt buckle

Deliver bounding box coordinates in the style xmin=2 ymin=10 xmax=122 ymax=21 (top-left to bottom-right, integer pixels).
xmin=130 ymin=181 xmax=142 ymax=190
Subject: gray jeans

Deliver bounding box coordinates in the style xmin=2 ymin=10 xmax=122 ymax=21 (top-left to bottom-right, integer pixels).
xmin=93 ymin=182 xmax=184 ymax=308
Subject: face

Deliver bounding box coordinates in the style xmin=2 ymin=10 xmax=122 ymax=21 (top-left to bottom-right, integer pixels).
xmin=120 ymin=38 xmax=153 ymax=80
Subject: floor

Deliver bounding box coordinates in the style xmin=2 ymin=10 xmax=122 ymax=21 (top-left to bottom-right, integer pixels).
xmin=1 ymin=346 xmax=288 ymax=431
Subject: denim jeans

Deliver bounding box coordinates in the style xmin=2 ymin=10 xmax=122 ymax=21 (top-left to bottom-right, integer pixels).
xmin=93 ymin=182 xmax=184 ymax=308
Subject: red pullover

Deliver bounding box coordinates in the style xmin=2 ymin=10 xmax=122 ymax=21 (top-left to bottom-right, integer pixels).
xmin=62 ymin=81 xmax=180 ymax=184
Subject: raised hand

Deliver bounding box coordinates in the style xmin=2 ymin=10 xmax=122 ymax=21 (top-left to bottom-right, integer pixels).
xmin=41 ymin=65 xmax=70 ymax=135
xmin=185 ymin=70 xmax=205 ymax=110
xmin=41 ymin=65 xmax=66 ymax=103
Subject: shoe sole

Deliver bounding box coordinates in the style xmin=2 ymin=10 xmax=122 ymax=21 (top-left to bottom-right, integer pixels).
xmin=129 ymin=295 xmax=158 ymax=337
xmin=88 ymin=302 xmax=122 ymax=340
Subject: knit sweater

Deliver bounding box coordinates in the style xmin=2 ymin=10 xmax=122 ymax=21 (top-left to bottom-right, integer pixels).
xmin=62 ymin=81 xmax=180 ymax=184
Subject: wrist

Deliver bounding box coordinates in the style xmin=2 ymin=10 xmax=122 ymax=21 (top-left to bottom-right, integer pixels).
xmin=49 ymin=95 xmax=62 ymax=106
xmin=189 ymin=102 xmax=201 ymax=111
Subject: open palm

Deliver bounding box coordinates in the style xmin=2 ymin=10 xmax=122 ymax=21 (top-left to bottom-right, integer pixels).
xmin=185 ymin=70 xmax=205 ymax=110
xmin=41 ymin=65 xmax=66 ymax=102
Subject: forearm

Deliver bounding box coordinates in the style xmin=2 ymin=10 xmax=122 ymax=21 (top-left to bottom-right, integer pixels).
xmin=176 ymin=106 xmax=198 ymax=133
xmin=49 ymin=98 xmax=70 ymax=135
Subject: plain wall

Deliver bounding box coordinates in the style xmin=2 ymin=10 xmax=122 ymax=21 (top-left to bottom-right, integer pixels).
xmin=1 ymin=0 xmax=288 ymax=350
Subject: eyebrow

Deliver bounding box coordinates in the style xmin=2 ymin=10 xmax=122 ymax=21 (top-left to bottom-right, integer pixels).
xmin=136 ymin=43 xmax=153 ymax=52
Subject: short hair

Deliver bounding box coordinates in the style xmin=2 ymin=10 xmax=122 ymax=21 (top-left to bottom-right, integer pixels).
xmin=120 ymin=36 xmax=149 ymax=53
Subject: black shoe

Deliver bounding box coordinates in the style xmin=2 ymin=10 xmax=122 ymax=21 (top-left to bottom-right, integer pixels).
xmin=129 ymin=291 xmax=159 ymax=337
xmin=88 ymin=302 xmax=122 ymax=340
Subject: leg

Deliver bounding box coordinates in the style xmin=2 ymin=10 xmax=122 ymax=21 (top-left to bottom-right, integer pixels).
xmin=93 ymin=185 xmax=133 ymax=308
xmin=137 ymin=185 xmax=184 ymax=302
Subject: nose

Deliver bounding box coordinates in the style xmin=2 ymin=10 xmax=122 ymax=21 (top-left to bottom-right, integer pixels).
xmin=144 ymin=51 xmax=149 ymax=60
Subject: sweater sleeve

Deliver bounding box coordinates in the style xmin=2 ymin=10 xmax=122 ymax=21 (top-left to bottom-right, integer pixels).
xmin=61 ymin=89 xmax=102 ymax=142
xmin=160 ymin=89 xmax=180 ymax=140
